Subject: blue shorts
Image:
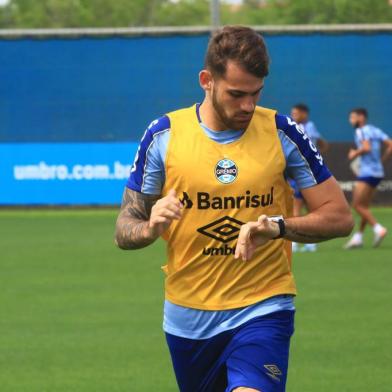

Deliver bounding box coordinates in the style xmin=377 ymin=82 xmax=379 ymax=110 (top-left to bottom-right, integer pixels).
xmin=357 ymin=176 xmax=383 ymax=188
xmin=166 ymin=310 xmax=295 ymax=392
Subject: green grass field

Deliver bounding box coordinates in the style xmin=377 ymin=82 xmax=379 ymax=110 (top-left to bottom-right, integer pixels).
xmin=1 ymin=208 xmax=391 ymax=391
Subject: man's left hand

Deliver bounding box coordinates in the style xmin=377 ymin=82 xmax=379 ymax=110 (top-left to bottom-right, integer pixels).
xmin=234 ymin=215 xmax=279 ymax=261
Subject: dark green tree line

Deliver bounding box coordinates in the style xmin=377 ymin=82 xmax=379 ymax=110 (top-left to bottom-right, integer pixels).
xmin=0 ymin=0 xmax=391 ymax=29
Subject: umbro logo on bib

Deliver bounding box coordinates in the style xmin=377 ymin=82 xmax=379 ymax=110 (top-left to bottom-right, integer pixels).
xmin=197 ymin=216 xmax=244 ymax=243
xmin=215 ymin=158 xmax=238 ymax=184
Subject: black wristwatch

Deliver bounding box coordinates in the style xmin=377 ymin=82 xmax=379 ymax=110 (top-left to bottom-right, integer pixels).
xmin=268 ymin=215 xmax=286 ymax=239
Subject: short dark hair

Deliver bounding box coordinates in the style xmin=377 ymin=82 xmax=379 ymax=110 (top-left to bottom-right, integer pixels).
xmin=205 ymin=25 xmax=269 ymax=79
xmin=292 ymin=103 xmax=309 ymax=113
xmin=350 ymin=108 xmax=368 ymax=118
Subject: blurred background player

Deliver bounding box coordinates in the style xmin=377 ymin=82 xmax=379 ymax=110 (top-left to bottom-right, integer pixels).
xmin=290 ymin=103 xmax=329 ymax=252
xmin=344 ymin=108 xmax=392 ymax=249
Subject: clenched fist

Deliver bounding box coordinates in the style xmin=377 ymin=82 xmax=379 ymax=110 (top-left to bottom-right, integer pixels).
xmin=149 ymin=189 xmax=183 ymax=237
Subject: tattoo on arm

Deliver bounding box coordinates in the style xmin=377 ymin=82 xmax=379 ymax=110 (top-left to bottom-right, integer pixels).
xmin=284 ymin=226 xmax=330 ymax=243
xmin=284 ymin=215 xmax=344 ymax=243
xmin=115 ymin=188 xmax=160 ymax=250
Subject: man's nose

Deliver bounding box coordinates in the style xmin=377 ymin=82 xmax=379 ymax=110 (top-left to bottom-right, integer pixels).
xmin=240 ymin=98 xmax=255 ymax=113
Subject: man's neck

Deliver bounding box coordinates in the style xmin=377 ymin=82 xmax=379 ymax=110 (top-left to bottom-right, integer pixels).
xmin=198 ymin=99 xmax=226 ymax=131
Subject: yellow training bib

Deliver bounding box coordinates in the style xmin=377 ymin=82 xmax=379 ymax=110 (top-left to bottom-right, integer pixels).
xmin=161 ymin=104 xmax=296 ymax=310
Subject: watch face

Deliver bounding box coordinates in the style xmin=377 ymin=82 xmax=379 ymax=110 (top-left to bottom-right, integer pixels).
xmin=267 ymin=215 xmax=284 ymax=223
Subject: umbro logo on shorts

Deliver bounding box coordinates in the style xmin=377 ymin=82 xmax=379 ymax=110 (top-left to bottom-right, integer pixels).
xmin=264 ymin=364 xmax=282 ymax=382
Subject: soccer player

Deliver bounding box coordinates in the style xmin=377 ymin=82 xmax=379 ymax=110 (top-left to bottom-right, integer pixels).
xmin=115 ymin=26 xmax=353 ymax=392
xmin=344 ymin=108 xmax=392 ymax=249
xmin=290 ymin=104 xmax=329 ymax=252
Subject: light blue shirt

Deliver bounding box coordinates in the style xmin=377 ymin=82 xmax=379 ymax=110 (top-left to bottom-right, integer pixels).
xmin=127 ymin=108 xmax=332 ymax=339
xmin=164 ymin=295 xmax=295 ymax=339
xmin=131 ymin=116 xmax=328 ymax=195
xmin=355 ymin=124 xmax=389 ymax=178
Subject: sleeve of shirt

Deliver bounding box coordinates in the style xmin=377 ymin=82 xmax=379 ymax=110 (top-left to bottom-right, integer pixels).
xmin=378 ymin=128 xmax=390 ymax=141
xmin=356 ymin=127 xmax=369 ymax=142
xmin=276 ymin=114 xmax=332 ymax=190
xmin=126 ymin=115 xmax=170 ymax=195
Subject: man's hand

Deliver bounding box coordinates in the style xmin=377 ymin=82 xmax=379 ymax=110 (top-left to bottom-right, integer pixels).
xmin=149 ymin=189 xmax=183 ymax=237
xmin=115 ymin=188 xmax=182 ymax=250
xmin=348 ymin=148 xmax=357 ymax=161
xmin=234 ymin=215 xmax=279 ymax=261
xmin=348 ymin=140 xmax=371 ymax=160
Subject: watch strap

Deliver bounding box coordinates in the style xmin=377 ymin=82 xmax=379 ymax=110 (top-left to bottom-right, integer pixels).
xmin=267 ymin=215 xmax=286 ymax=239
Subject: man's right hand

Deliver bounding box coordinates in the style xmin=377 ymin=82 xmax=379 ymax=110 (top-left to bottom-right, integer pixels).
xmin=149 ymin=189 xmax=183 ymax=237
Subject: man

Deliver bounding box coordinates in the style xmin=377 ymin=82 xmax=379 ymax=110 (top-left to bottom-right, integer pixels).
xmin=290 ymin=104 xmax=328 ymax=154
xmin=344 ymin=108 xmax=392 ymax=249
xmin=115 ymin=26 xmax=353 ymax=392
xmin=290 ymin=104 xmax=329 ymax=252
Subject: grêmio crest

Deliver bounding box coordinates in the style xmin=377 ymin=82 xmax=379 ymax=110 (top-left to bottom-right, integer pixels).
xmin=215 ymin=158 xmax=238 ymax=184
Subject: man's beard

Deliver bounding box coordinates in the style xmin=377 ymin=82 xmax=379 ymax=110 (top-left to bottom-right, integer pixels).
xmin=352 ymin=121 xmax=361 ymax=128
xmin=211 ymin=90 xmax=253 ymax=131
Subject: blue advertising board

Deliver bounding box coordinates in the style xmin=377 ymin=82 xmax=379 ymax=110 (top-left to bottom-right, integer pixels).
xmin=1 ymin=31 xmax=391 ymax=205
xmin=1 ymin=33 xmax=391 ymax=143
xmin=0 ymin=143 xmax=137 ymax=205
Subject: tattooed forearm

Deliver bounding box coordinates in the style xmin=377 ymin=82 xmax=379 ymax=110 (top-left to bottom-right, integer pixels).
xmin=283 ymin=211 xmax=353 ymax=244
xmin=115 ymin=188 xmax=160 ymax=250
xmin=115 ymin=220 xmax=153 ymax=250
xmin=284 ymin=225 xmax=331 ymax=243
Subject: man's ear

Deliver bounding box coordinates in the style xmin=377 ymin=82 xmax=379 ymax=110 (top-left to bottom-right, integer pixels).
xmin=199 ymin=69 xmax=213 ymax=91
